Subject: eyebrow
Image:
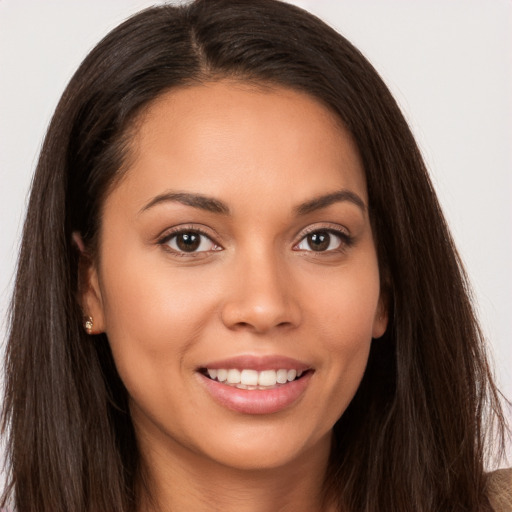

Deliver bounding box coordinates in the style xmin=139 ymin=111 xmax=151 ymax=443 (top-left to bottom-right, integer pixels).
xmin=139 ymin=188 xmax=366 ymax=217
xmin=294 ymin=190 xmax=367 ymax=215
xmin=140 ymin=191 xmax=230 ymax=215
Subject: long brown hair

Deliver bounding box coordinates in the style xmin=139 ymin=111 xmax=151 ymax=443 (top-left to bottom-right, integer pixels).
xmin=2 ymin=1 xmax=507 ymax=510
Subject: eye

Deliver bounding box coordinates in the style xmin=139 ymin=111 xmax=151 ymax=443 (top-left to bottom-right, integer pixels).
xmin=295 ymin=230 xmax=348 ymax=252
xmin=161 ymin=230 xmax=220 ymax=254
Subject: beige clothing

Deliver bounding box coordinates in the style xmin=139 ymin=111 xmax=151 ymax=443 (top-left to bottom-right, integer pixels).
xmin=488 ymin=468 xmax=512 ymax=512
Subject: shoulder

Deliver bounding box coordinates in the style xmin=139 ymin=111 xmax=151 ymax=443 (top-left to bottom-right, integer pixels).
xmin=487 ymin=468 xmax=512 ymax=512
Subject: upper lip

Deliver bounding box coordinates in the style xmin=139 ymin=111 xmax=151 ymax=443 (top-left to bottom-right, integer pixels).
xmin=199 ymin=354 xmax=312 ymax=372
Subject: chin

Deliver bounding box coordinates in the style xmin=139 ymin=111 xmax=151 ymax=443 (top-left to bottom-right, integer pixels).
xmin=193 ymin=422 xmax=333 ymax=473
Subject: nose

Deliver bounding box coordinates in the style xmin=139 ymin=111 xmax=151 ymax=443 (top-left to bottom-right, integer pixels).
xmin=220 ymin=250 xmax=301 ymax=334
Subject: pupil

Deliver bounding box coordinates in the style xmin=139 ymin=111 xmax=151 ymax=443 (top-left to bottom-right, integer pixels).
xmin=177 ymin=232 xmax=200 ymax=252
xmin=308 ymin=232 xmax=330 ymax=251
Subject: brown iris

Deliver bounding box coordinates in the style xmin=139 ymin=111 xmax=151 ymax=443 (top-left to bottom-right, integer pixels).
xmin=176 ymin=232 xmax=201 ymax=252
xmin=307 ymin=231 xmax=331 ymax=251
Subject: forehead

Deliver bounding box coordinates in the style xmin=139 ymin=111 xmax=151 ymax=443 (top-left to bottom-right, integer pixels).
xmin=112 ymin=80 xmax=367 ymax=213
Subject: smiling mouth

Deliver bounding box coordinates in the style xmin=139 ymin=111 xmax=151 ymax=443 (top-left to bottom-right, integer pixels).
xmin=199 ymin=368 xmax=309 ymax=390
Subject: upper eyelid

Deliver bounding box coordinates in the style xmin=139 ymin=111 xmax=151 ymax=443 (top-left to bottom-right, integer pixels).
xmin=158 ymin=228 xmax=222 ymax=256
xmin=292 ymin=224 xmax=353 ymax=253
xmin=295 ymin=222 xmax=350 ymax=240
xmin=156 ymin=222 xmax=351 ymax=247
xmin=157 ymin=224 xmax=221 ymax=244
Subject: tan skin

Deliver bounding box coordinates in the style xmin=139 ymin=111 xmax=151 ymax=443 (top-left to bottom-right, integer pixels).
xmin=80 ymin=81 xmax=388 ymax=512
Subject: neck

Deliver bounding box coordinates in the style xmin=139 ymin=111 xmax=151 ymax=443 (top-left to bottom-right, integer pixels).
xmin=136 ymin=429 xmax=336 ymax=512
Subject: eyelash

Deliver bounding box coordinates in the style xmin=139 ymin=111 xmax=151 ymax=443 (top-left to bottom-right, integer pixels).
xmin=157 ymin=225 xmax=353 ymax=256
xmin=293 ymin=226 xmax=354 ymax=254
xmin=157 ymin=226 xmax=221 ymax=257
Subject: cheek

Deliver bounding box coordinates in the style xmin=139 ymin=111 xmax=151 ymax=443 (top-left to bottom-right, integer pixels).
xmin=97 ymin=255 xmax=224 ymax=434
xmin=98 ymin=245 xmax=222 ymax=379
xmin=308 ymin=258 xmax=381 ymax=348
xmin=303 ymin=259 xmax=380 ymax=412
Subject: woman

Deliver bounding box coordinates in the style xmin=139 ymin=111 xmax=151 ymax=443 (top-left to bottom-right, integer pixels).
xmin=1 ymin=0 xmax=510 ymax=510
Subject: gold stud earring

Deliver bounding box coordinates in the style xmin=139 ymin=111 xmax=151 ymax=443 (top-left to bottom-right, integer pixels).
xmin=84 ymin=316 xmax=93 ymax=334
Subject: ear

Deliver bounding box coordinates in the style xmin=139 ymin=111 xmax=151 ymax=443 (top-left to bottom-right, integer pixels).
xmin=73 ymin=232 xmax=106 ymax=334
xmin=372 ymin=293 xmax=388 ymax=339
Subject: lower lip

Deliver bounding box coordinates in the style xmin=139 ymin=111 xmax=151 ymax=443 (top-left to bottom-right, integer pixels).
xmin=199 ymin=372 xmax=313 ymax=415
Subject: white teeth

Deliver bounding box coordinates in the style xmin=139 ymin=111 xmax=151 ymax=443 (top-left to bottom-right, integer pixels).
xmin=259 ymin=370 xmax=277 ymax=387
xmin=240 ymin=369 xmax=258 ymax=386
xmin=287 ymin=369 xmax=297 ymax=381
xmin=276 ymin=369 xmax=288 ymax=384
xmin=205 ymin=368 xmax=305 ymax=388
xmin=227 ymin=369 xmax=241 ymax=384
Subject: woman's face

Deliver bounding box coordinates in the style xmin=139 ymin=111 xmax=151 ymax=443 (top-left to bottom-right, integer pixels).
xmin=83 ymin=81 xmax=387 ymax=472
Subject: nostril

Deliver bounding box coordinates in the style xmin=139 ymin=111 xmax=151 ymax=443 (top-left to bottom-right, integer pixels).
xmin=231 ymin=321 xmax=252 ymax=331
